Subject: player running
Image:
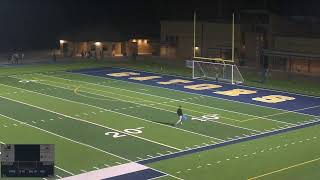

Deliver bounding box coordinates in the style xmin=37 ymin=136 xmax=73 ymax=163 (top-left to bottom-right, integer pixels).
xmin=175 ymin=105 xmax=185 ymax=126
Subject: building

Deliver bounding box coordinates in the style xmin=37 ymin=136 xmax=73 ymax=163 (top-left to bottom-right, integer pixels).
xmin=59 ymin=24 xmax=158 ymax=59
xmin=160 ymin=10 xmax=320 ymax=76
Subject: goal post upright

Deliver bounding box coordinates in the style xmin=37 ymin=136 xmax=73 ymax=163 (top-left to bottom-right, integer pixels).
xmin=193 ymin=10 xmax=196 ymax=58
xmin=192 ymin=60 xmax=195 ymax=79
xmin=231 ymin=65 xmax=234 ymax=84
xmin=191 ymin=11 xmax=244 ymax=84
xmin=232 ymin=12 xmax=235 ymax=63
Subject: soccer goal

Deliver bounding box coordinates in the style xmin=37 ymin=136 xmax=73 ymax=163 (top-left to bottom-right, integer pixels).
xmin=192 ymin=60 xmax=244 ymax=84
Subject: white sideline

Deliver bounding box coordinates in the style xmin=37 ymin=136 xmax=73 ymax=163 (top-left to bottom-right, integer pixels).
xmin=0 ymin=113 xmax=130 ymax=162
xmin=55 ymin=166 xmax=75 ymax=176
xmin=10 ymin=75 xmax=224 ymax=141
xmin=0 ymin=84 xmax=182 ymax=151
xmin=69 ymin=69 xmax=319 ymax=118
xmin=0 ymin=114 xmax=182 ymax=180
xmin=46 ymin=73 xmax=306 ymax=124
xmin=60 ymin=162 xmax=149 ymax=180
xmin=30 ymin=77 xmax=258 ymax=134
xmin=115 ymin=67 xmax=320 ymax=99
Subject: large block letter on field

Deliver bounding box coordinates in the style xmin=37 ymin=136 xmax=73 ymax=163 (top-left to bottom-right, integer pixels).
xmin=184 ymin=84 xmax=222 ymax=90
xmin=157 ymin=79 xmax=193 ymax=85
xmin=215 ymin=89 xmax=257 ymax=96
xmin=252 ymin=95 xmax=295 ymax=103
xmin=129 ymin=76 xmax=162 ymax=81
xmin=107 ymin=72 xmax=140 ymax=77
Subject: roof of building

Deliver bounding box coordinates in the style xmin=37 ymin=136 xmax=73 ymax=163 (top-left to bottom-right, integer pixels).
xmin=59 ymin=23 xmax=159 ymax=42
xmin=59 ymin=24 xmax=127 ymax=42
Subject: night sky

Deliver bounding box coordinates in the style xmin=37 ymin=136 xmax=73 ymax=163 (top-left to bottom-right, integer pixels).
xmin=0 ymin=0 xmax=319 ymax=51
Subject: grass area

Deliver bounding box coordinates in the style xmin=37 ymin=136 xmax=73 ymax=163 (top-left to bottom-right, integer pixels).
xmin=0 ymin=60 xmax=108 ymax=76
xmin=0 ymin=61 xmax=319 ymax=179
xmin=1 ymin=57 xmax=319 ymax=96
xmin=149 ymin=125 xmax=320 ymax=180
xmin=241 ymin=68 xmax=320 ymax=97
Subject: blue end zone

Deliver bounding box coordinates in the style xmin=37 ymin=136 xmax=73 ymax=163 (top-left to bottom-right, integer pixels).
xmin=298 ymin=106 xmax=320 ymax=115
xmin=104 ymin=169 xmax=165 ymax=180
xmin=70 ymin=67 xmax=320 ymax=116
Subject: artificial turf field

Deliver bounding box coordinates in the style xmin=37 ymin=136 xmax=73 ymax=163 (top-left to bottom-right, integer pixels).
xmin=0 ymin=62 xmax=319 ymax=180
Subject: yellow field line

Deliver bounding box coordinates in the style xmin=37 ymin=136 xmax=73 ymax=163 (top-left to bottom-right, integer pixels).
xmin=33 ymin=76 xmax=246 ymax=123
xmin=247 ymin=156 xmax=320 ymax=180
xmin=74 ymin=83 xmax=244 ymax=123
xmin=74 ymin=86 xmax=119 ymax=101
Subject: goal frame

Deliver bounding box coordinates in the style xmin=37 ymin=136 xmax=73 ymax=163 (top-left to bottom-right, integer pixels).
xmin=192 ymin=60 xmax=244 ymax=84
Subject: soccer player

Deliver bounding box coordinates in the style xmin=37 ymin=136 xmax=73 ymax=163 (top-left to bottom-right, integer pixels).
xmin=175 ymin=105 xmax=184 ymax=126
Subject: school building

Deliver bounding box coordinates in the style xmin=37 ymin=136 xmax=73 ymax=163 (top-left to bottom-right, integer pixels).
xmin=160 ymin=10 xmax=320 ymax=76
xmin=58 ymin=25 xmax=159 ymax=59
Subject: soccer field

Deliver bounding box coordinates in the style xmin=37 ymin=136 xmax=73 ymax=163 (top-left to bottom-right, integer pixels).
xmin=0 ymin=64 xmax=320 ymax=180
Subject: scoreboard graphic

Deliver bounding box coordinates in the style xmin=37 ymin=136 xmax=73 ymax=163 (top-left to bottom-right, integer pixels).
xmin=1 ymin=144 xmax=55 ymax=178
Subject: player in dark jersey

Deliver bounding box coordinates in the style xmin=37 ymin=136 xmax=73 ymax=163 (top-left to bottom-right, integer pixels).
xmin=175 ymin=105 xmax=184 ymax=126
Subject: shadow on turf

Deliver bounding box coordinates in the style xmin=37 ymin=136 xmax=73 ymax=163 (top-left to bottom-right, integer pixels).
xmin=154 ymin=121 xmax=175 ymax=126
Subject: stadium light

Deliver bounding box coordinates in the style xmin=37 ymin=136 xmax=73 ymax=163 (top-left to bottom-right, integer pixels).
xmin=60 ymin=40 xmax=66 ymax=44
xmin=132 ymin=39 xmax=137 ymax=42
xmin=144 ymin=39 xmax=148 ymax=44
xmin=138 ymin=39 xmax=142 ymax=44
xmin=95 ymin=42 xmax=102 ymax=46
xmin=195 ymin=46 xmax=199 ymax=51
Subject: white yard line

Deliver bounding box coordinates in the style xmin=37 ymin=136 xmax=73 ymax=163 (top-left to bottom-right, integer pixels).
xmin=0 ymin=88 xmax=182 ymax=151
xmin=148 ymin=174 xmax=169 ymax=180
xmin=80 ymin=86 xmax=294 ymax=126
xmin=33 ymin=78 xmax=257 ymax=134
xmin=69 ymin=71 xmax=319 ymax=118
xmin=55 ymin=166 xmax=76 ymax=176
xmin=114 ymin=66 xmax=320 ymax=99
xmin=5 ymin=78 xmax=223 ymax=142
xmin=205 ymin=120 xmax=260 ymax=133
xmin=70 ymin=80 xmax=245 ymax=125
xmin=33 ymin=74 xmax=299 ymax=127
xmin=135 ymin=118 xmax=320 ymax=165
xmin=244 ymin=105 xmax=320 ymax=122
xmin=46 ymin=73 xmax=313 ymax=123
xmin=0 ymin=113 xmax=131 ymax=162
xmin=56 ymin=175 xmax=62 ymax=179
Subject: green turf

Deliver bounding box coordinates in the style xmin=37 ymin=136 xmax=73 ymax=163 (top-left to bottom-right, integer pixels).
xmin=0 ymin=62 xmax=319 ymax=180
xmin=0 ymin=114 xmax=127 ymax=178
xmin=1 ymin=58 xmax=319 ymax=97
xmin=0 ymin=59 xmax=116 ymax=76
xmin=149 ymin=125 xmax=320 ymax=180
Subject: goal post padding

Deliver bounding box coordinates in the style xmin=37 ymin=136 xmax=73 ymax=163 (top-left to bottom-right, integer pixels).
xmin=192 ymin=60 xmax=244 ymax=84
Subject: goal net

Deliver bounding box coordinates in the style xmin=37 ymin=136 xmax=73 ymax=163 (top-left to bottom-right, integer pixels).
xmin=192 ymin=60 xmax=244 ymax=84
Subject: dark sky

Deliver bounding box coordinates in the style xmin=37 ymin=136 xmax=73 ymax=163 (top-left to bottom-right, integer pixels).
xmin=0 ymin=0 xmax=319 ymax=51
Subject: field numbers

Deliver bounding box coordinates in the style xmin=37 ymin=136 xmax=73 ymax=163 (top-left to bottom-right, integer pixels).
xmin=105 ymin=127 xmax=144 ymax=138
xmin=19 ymin=80 xmax=39 ymax=83
xmin=191 ymin=114 xmax=219 ymax=122
xmin=104 ymin=132 xmax=127 ymax=138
